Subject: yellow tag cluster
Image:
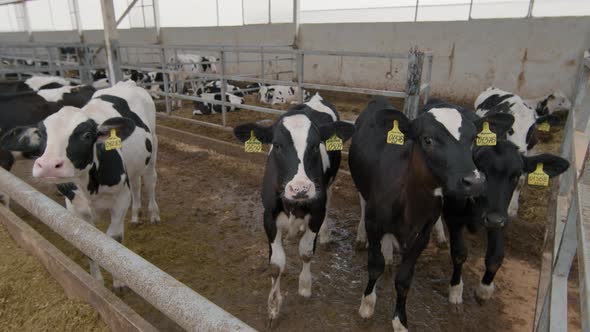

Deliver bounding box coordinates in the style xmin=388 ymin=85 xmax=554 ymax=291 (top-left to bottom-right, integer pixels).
xmin=476 ymin=121 xmax=497 ymax=146
xmin=387 ymin=120 xmax=404 ymax=145
xmin=244 ymin=130 xmax=263 ymax=153
xmin=528 ymin=163 xmax=549 ymax=187
xmin=537 ymin=122 xmax=550 ymax=132
xmin=105 ymin=129 xmax=122 ymax=151
xmin=326 ymin=134 xmax=343 ymax=151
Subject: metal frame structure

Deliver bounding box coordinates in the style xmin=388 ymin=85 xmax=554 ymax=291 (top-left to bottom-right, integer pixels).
xmin=534 ymin=49 xmax=590 ymax=332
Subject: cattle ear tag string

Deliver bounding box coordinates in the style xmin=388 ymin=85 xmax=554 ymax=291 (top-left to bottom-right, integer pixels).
xmin=387 ymin=120 xmax=404 ymax=145
xmin=105 ymin=129 xmax=122 ymax=151
xmin=326 ymin=134 xmax=343 ymax=151
xmin=244 ymin=130 xmax=263 ymax=153
xmin=476 ymin=121 xmax=496 ymax=146
xmin=528 ymin=163 xmax=549 ymax=187
xmin=538 ymin=121 xmax=550 ymax=132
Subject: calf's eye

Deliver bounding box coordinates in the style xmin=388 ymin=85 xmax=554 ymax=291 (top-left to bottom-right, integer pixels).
xmin=423 ymin=136 xmax=433 ymax=145
xmin=82 ymin=132 xmax=94 ymax=141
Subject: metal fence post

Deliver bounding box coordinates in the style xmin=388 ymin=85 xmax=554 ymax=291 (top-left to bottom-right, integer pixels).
xmin=260 ymin=47 xmax=265 ymax=78
xmin=404 ymin=47 xmax=424 ymax=120
xmin=220 ymin=49 xmax=227 ymax=127
xmin=47 ymin=47 xmax=55 ymax=76
xmin=296 ymin=50 xmax=304 ymax=103
xmin=160 ymin=47 xmax=171 ymax=115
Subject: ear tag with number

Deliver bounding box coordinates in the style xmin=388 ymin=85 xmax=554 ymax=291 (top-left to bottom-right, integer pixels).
xmin=528 ymin=163 xmax=549 ymax=187
xmin=244 ymin=130 xmax=262 ymax=153
xmin=104 ymin=129 xmax=122 ymax=151
xmin=476 ymin=121 xmax=497 ymax=146
xmin=538 ymin=121 xmax=550 ymax=132
xmin=387 ymin=120 xmax=404 ymax=145
xmin=325 ymin=134 xmax=343 ymax=151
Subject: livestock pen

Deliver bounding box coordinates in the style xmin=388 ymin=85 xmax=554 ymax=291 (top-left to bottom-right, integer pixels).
xmin=0 ymin=0 xmax=589 ymax=331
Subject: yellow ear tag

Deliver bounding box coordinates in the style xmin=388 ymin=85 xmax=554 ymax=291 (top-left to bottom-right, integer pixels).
xmin=325 ymin=133 xmax=343 ymax=151
xmin=104 ymin=129 xmax=122 ymax=151
xmin=244 ymin=130 xmax=262 ymax=153
xmin=387 ymin=120 xmax=404 ymax=145
xmin=538 ymin=122 xmax=550 ymax=132
xmin=528 ymin=163 xmax=549 ymax=187
xmin=476 ymin=121 xmax=497 ymax=146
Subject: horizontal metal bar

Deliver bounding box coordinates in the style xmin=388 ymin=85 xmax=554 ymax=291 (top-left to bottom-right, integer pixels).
xmin=301 ymin=82 xmax=407 ymax=98
xmin=156 ymin=112 xmax=232 ymax=131
xmin=0 ymin=168 xmax=254 ymax=332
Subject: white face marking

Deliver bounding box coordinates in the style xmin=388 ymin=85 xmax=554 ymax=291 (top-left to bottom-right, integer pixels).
xmin=33 ymin=107 xmax=89 ymax=180
xmin=25 ymin=76 xmax=69 ymax=91
xmin=282 ymin=114 xmax=317 ymax=200
xmin=37 ymin=86 xmax=75 ymax=102
xmin=428 ymin=108 xmax=462 ymax=141
xmin=305 ymin=93 xmax=337 ymax=121
xmin=433 ymin=188 xmax=443 ymax=197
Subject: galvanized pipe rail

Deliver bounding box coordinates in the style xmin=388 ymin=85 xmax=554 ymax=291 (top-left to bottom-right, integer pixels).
xmin=0 ymin=168 xmax=255 ymax=332
xmin=534 ymin=49 xmax=590 ymax=332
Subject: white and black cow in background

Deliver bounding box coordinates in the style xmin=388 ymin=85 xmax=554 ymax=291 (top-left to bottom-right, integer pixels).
xmin=169 ymin=54 xmax=219 ymax=106
xmin=349 ymin=97 xmax=514 ymax=331
xmin=524 ymin=90 xmax=572 ymax=117
xmin=0 ymin=75 xmax=70 ymax=94
xmin=192 ymin=92 xmax=244 ymax=115
xmin=233 ymin=93 xmax=354 ymax=321
xmin=1 ymin=81 xmax=160 ymax=288
xmin=259 ymin=85 xmax=310 ymax=105
xmin=474 ymin=87 xmax=561 ymax=218
xmin=200 ymin=80 xmax=245 ymax=97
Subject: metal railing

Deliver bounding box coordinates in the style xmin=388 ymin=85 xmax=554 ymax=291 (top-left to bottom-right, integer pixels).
xmin=0 ymin=167 xmax=255 ymax=332
xmin=534 ymin=49 xmax=590 ymax=331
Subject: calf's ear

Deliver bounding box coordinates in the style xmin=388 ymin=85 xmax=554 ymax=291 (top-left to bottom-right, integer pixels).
xmin=522 ymin=154 xmax=569 ymax=177
xmin=97 ymin=117 xmax=136 ymax=143
xmin=536 ymin=114 xmax=561 ymax=126
xmin=319 ymin=121 xmax=355 ymax=143
xmin=475 ymin=112 xmax=514 ymax=138
xmin=0 ymin=125 xmax=43 ymax=156
xmin=233 ymin=123 xmax=274 ymax=144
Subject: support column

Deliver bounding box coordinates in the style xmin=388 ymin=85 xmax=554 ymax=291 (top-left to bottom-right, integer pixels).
xmin=100 ymin=0 xmax=123 ymax=84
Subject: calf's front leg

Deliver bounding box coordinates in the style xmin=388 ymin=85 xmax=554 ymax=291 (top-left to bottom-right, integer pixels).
xmin=265 ymin=211 xmax=287 ymax=320
xmin=476 ymin=228 xmax=504 ymax=301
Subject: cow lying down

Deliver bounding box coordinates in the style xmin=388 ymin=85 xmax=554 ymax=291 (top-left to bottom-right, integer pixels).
xmin=0 ymin=81 xmax=161 ymax=289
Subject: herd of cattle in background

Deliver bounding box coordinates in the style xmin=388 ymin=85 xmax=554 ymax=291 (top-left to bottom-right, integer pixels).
xmin=0 ymin=52 xmax=574 ymax=330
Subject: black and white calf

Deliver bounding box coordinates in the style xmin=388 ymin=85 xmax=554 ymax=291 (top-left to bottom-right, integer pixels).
xmin=349 ymin=97 xmax=513 ymax=331
xmin=442 ymin=140 xmax=568 ymax=304
xmin=233 ymin=94 xmax=354 ymax=320
xmin=474 ymin=87 xmax=560 ymax=217
xmin=0 ymin=81 xmax=160 ymax=288
xmin=0 ymin=75 xmax=70 ymax=94
xmin=200 ymin=80 xmax=245 ymax=97
xmin=192 ymin=92 xmax=244 ymax=115
xmin=259 ymin=85 xmax=310 ymax=105
xmin=169 ymin=54 xmax=219 ymax=103
xmin=524 ymin=91 xmax=572 ymax=117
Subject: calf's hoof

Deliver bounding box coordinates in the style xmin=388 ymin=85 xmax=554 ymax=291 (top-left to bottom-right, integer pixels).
xmin=475 ymin=282 xmax=495 ymax=303
xmin=268 ymin=291 xmax=282 ymax=320
xmin=448 ymin=280 xmax=464 ymax=304
xmin=392 ymin=317 xmax=408 ymax=332
xmin=358 ymin=292 xmax=376 ymax=319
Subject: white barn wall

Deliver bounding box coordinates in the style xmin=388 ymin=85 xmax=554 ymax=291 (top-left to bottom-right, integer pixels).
xmin=2 ymin=18 xmax=588 ymax=101
xmin=299 ymin=17 xmax=590 ymax=102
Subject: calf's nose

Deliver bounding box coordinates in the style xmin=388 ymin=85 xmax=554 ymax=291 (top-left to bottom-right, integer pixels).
xmin=286 ymin=181 xmax=311 ymax=199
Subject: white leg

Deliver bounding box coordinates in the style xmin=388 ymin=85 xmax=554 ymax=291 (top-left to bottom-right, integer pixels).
xmin=381 ymin=233 xmax=397 ymax=266
xmin=0 ymin=191 xmax=10 ymax=208
xmin=475 ymin=282 xmax=495 ymax=301
xmin=433 ymin=217 xmax=448 ymax=246
xmin=318 ymin=186 xmax=332 ymax=244
xmin=448 ymin=279 xmax=464 ymax=304
xmin=356 ymin=194 xmax=368 ymax=248
xmin=359 ymin=288 xmax=377 ymax=319
xmin=144 ymin=135 xmax=160 ymax=223
xmin=66 ymin=195 xmax=103 ymax=285
xmin=268 ymin=214 xmax=287 ymax=320
xmin=107 ymin=191 xmax=131 ymax=291
xmin=298 ymin=227 xmax=316 ymax=297
xmin=392 ymin=317 xmax=409 ymax=332
xmin=130 ymin=176 xmax=141 ymax=224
